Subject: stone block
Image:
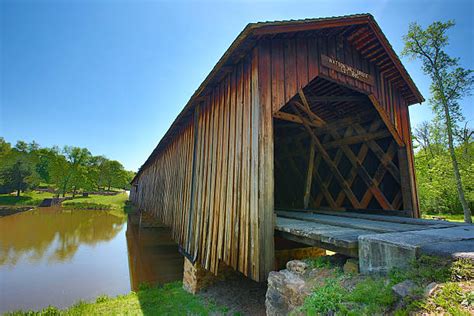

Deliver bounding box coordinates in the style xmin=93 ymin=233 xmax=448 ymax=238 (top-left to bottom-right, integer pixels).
xmin=286 ymin=260 xmax=308 ymax=274
xmin=392 ymin=280 xmax=416 ymax=298
xmin=182 ymin=257 xmax=216 ymax=294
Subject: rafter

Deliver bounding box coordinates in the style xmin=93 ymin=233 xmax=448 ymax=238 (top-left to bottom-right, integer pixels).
xmin=307 ymin=96 xmax=368 ymax=103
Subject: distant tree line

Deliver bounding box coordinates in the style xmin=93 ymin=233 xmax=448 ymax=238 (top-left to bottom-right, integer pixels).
xmin=0 ymin=138 xmax=135 ymax=197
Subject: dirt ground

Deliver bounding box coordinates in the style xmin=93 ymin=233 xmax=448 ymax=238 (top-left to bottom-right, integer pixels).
xmin=198 ymin=270 xmax=267 ymax=315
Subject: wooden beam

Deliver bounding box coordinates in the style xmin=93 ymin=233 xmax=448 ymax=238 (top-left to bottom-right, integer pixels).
xmin=324 ymin=126 xmax=394 ymax=210
xmin=274 ymin=110 xmax=376 ymax=137
xmin=293 ymin=101 xmax=325 ymax=126
xmin=314 ymin=127 xmax=353 ymax=208
xmin=323 ymin=130 xmax=390 ymax=149
xmin=291 ymin=105 xmax=361 ymax=208
xmin=360 ymin=141 xmax=398 ymax=208
xmin=307 ymin=96 xmax=368 ymax=103
xmin=273 ymin=111 xmax=319 ymax=127
xmin=368 ymin=95 xmax=404 ymax=147
xmin=351 ymin=123 xmax=401 ymax=183
xmin=298 ymin=89 xmax=326 ymax=124
xmin=303 ymin=139 xmax=316 ymax=209
xmin=398 ymin=148 xmax=415 ymax=211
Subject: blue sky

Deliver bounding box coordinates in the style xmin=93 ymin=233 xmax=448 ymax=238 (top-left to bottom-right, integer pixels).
xmin=1 ymin=0 xmax=473 ymax=171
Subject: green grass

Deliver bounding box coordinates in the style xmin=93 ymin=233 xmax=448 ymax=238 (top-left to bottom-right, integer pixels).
xmin=62 ymin=193 xmax=128 ymax=210
xmin=0 ymin=190 xmax=128 ymax=209
xmin=422 ymin=213 xmax=472 ymax=223
xmin=62 ymin=202 xmax=113 ymax=210
xmin=5 ymin=282 xmax=228 ymax=316
xmin=0 ymin=191 xmax=54 ymax=206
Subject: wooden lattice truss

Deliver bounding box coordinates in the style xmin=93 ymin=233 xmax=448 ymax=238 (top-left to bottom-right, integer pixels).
xmin=274 ymin=88 xmax=413 ymax=212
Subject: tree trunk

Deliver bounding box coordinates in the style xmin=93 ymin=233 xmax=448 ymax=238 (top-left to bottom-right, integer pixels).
xmin=16 ymin=189 xmax=20 ymax=197
xmin=443 ymin=105 xmax=472 ymax=223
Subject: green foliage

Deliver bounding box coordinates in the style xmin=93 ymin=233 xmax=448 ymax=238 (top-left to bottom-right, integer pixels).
xmin=450 ymin=258 xmax=474 ymax=281
xmin=414 ymin=121 xmax=473 ymax=215
xmin=299 ymin=273 xmax=396 ymax=315
xmin=306 ymin=256 xmax=332 ymax=269
xmin=0 ymin=145 xmax=40 ymax=196
xmin=299 ymin=277 xmax=347 ymax=315
xmin=347 ymin=278 xmax=397 ymax=310
xmin=0 ymin=139 xmax=135 ymax=197
xmin=389 ymin=255 xmax=451 ymax=285
xmin=402 ymin=21 xmax=473 ymax=127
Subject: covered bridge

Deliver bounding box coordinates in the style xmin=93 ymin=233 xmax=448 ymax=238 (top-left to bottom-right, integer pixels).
xmin=130 ymin=14 xmax=424 ymax=282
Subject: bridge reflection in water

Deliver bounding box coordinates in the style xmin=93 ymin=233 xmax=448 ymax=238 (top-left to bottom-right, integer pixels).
xmin=126 ymin=212 xmax=183 ymax=291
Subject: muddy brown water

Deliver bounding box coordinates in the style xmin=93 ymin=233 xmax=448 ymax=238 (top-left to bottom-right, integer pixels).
xmin=0 ymin=208 xmax=183 ymax=313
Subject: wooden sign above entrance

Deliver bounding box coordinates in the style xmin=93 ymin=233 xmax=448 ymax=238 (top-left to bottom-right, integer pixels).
xmin=321 ymin=55 xmax=374 ymax=85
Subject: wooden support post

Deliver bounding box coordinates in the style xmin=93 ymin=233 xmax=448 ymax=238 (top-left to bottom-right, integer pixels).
xmin=304 ymin=139 xmax=316 ymax=209
xmin=185 ymin=103 xmax=200 ymax=257
xmin=398 ymin=148 xmax=414 ymax=213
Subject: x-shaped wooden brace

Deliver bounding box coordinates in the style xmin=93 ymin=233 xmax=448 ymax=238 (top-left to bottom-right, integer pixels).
xmin=291 ymin=89 xmax=398 ymax=210
xmin=314 ymin=120 xmax=381 ymax=208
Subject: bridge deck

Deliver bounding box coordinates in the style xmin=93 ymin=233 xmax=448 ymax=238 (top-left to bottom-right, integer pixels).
xmin=274 ymin=209 xmax=469 ymax=258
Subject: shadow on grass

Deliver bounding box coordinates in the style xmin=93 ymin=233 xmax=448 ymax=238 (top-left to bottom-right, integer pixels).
xmin=135 ymin=282 xmax=228 ymax=315
xmin=0 ymin=195 xmax=37 ymax=206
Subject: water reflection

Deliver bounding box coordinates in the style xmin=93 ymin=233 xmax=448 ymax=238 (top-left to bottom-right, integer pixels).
xmin=126 ymin=213 xmax=183 ymax=291
xmin=0 ymin=208 xmax=183 ymax=313
xmin=0 ymin=207 xmax=125 ymax=267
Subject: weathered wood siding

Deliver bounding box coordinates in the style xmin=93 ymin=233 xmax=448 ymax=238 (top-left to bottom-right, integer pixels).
xmin=131 ymin=47 xmax=274 ymax=281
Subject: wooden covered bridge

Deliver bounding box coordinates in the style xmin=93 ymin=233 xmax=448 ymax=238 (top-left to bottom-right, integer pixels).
xmin=130 ymin=14 xmax=426 ymax=282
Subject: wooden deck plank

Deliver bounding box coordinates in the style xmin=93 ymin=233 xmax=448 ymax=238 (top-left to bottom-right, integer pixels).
xmin=276 ymin=210 xmax=432 ymax=233
xmin=276 ymin=208 xmax=458 ymax=227
xmin=275 ymin=217 xmax=372 ymax=248
xmin=311 ymin=210 xmax=458 ymax=227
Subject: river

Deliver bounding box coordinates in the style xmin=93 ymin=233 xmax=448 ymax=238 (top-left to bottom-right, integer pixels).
xmin=0 ymin=207 xmax=183 ymax=313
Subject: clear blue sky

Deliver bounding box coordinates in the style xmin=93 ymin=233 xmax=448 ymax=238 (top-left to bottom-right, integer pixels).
xmin=1 ymin=0 xmax=473 ymax=171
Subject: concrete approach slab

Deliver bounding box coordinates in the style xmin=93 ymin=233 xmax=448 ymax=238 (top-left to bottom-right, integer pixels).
xmin=359 ymin=226 xmax=474 ymax=273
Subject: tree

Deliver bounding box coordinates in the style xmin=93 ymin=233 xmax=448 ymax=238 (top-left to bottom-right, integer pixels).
xmin=102 ymin=160 xmax=127 ymax=190
xmin=49 ymin=146 xmax=91 ymax=197
xmin=0 ymin=138 xmax=12 ymax=160
xmin=403 ymin=21 xmax=474 ymax=223
xmin=0 ymin=150 xmax=39 ymax=196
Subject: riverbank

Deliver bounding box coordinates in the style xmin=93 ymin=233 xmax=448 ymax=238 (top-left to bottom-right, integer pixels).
xmin=5 ymin=282 xmax=227 ymax=316
xmin=0 ymin=205 xmax=34 ymax=217
xmin=0 ymin=191 xmax=129 ymax=214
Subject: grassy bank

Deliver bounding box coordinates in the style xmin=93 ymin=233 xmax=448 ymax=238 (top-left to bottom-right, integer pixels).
xmin=62 ymin=193 xmax=128 ymax=210
xmin=299 ymin=256 xmax=473 ymax=315
xmin=6 ymin=282 xmax=227 ymax=316
xmin=0 ymin=191 xmax=127 ymax=208
xmin=0 ymin=191 xmax=54 ymax=206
